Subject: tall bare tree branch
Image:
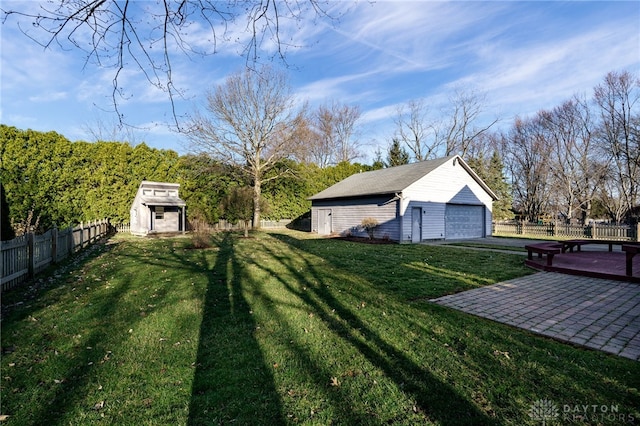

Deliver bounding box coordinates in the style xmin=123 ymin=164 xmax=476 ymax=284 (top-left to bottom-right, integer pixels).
xmin=2 ymin=0 xmax=339 ymax=126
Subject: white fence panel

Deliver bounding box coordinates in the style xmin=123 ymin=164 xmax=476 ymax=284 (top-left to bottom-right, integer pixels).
xmin=493 ymin=221 xmax=638 ymax=241
xmin=1 ymin=219 xmax=113 ymax=292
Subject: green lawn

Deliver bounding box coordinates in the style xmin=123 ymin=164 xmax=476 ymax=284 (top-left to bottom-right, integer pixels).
xmin=1 ymin=230 xmax=638 ymax=425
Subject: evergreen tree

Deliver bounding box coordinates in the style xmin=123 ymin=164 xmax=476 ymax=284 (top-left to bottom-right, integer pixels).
xmin=1 ymin=183 xmax=15 ymax=241
xmin=468 ymin=151 xmax=513 ymax=220
xmin=386 ymin=138 xmax=410 ymax=167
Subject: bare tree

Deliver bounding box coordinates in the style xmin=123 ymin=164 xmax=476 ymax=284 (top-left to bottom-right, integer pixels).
xmin=2 ymin=0 xmax=339 ymax=124
xmin=311 ymin=101 xmax=361 ymax=165
xmin=287 ymin=116 xmax=322 ymax=166
xmin=82 ymin=114 xmax=145 ymax=144
xmin=441 ymin=89 xmax=499 ymax=158
xmin=541 ymin=97 xmax=607 ymax=224
xmin=309 ymin=106 xmax=337 ymax=167
xmin=186 ymin=66 xmax=303 ymax=228
xmin=501 ymin=116 xmax=554 ymax=222
xmin=593 ymin=70 xmax=640 ymax=223
xmin=332 ymin=102 xmax=361 ymax=163
xmin=394 ymin=99 xmax=440 ymax=161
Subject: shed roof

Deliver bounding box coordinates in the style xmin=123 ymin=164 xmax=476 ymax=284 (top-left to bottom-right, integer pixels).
xmin=139 ymin=196 xmax=186 ymax=207
xmin=308 ymin=155 xmax=497 ymax=201
xmin=135 ymin=181 xmax=186 ymax=207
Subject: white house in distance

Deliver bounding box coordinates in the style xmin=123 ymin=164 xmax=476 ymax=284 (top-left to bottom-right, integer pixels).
xmin=130 ymin=181 xmax=186 ymax=236
xmin=308 ymin=155 xmax=497 ymax=243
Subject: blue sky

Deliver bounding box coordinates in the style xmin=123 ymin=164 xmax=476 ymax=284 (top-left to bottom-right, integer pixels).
xmin=1 ymin=1 xmax=639 ymax=162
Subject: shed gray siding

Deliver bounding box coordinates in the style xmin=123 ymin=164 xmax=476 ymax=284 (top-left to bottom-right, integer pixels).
xmin=311 ymin=195 xmax=400 ymax=240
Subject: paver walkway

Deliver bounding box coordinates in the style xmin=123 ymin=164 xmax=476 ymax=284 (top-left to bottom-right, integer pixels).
xmin=431 ymin=272 xmax=640 ymax=361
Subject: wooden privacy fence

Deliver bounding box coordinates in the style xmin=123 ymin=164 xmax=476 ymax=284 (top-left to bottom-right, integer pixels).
xmin=189 ymin=219 xmax=293 ymax=232
xmin=493 ymin=221 xmax=640 ymax=241
xmin=1 ymin=219 xmax=113 ymax=292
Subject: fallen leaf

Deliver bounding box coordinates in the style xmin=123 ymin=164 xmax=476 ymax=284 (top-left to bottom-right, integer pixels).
xmin=330 ymin=377 xmax=340 ymax=387
xmin=93 ymin=400 xmax=105 ymax=410
xmin=0 ymin=414 xmax=10 ymax=421
xmin=493 ymin=350 xmax=511 ymax=359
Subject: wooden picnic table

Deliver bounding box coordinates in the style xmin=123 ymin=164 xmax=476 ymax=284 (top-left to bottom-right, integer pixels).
xmin=622 ymin=244 xmax=640 ymax=277
xmin=560 ymin=239 xmax=628 ymax=253
xmin=525 ymin=242 xmax=563 ymax=267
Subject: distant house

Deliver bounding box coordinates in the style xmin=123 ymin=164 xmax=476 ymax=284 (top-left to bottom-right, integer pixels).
xmin=130 ymin=181 xmax=186 ymax=236
xmin=308 ymin=155 xmax=497 ymax=242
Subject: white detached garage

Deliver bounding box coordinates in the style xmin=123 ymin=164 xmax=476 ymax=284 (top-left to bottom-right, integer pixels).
xmin=309 ymin=155 xmax=497 ymax=243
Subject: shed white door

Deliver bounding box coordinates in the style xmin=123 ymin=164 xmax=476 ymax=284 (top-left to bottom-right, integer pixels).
xmin=445 ymin=204 xmax=484 ymax=239
xmin=411 ymin=207 xmax=422 ymax=243
xmin=318 ymin=209 xmax=332 ymax=235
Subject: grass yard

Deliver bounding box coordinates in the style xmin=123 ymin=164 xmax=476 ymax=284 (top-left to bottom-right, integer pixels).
xmin=1 ymin=230 xmax=638 ymax=425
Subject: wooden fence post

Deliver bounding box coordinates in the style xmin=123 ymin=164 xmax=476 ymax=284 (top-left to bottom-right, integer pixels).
xmin=637 ymin=223 xmax=640 ymax=242
xmin=51 ymin=227 xmax=58 ymax=264
xmin=27 ymin=232 xmax=35 ymax=279
xmin=67 ymin=226 xmax=73 ymax=255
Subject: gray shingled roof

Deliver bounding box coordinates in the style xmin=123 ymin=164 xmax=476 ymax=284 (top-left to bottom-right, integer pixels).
xmin=309 ymin=156 xmax=456 ymax=200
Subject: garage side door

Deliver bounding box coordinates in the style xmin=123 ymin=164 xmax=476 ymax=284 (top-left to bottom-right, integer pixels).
xmin=445 ymin=204 xmax=484 ymax=239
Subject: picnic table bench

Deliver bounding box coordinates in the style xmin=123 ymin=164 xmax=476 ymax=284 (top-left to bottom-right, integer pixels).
xmin=525 ymin=242 xmax=563 ymax=266
xmin=622 ymin=244 xmax=640 ymax=277
xmin=560 ymin=239 xmax=627 ymax=253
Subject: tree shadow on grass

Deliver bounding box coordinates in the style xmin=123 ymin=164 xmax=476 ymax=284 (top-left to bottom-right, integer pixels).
xmin=267 ymin=232 xmax=640 ymax=423
xmin=257 ymin=233 xmax=494 ymax=424
xmin=187 ymin=232 xmax=283 ymax=425
xmin=0 ymin=239 xmax=141 ymax=424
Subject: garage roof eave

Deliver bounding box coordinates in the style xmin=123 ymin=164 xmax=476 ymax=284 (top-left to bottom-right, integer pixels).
xmin=308 ymin=191 xmax=399 ymax=201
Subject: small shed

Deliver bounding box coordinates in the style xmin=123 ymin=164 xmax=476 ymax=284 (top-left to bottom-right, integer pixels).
xmin=130 ymin=181 xmax=186 ymax=236
xmin=308 ymin=155 xmax=497 ymax=242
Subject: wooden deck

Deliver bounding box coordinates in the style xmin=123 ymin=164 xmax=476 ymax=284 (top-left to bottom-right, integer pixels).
xmin=525 ymin=250 xmax=640 ymax=283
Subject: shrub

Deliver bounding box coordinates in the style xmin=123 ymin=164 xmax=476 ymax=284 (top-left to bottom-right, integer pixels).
xmin=360 ymin=217 xmax=379 ymax=240
xmin=191 ymin=229 xmax=212 ymax=249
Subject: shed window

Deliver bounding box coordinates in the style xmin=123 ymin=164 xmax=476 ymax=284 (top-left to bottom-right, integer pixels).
xmin=156 ymin=207 xmax=164 ymax=220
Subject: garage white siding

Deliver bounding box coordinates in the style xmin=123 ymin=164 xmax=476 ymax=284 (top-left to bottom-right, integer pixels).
xmin=401 ymin=157 xmax=494 ymax=241
xmin=445 ymin=204 xmax=484 ymax=239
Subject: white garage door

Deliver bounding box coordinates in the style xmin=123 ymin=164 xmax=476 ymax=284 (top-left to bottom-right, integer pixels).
xmin=445 ymin=204 xmax=484 ymax=239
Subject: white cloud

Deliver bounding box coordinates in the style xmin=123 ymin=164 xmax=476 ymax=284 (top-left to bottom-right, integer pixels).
xmin=28 ymin=91 xmax=68 ymax=102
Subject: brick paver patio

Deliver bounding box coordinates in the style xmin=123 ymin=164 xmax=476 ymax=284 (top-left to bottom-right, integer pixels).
xmin=431 ymin=272 xmax=640 ymax=361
